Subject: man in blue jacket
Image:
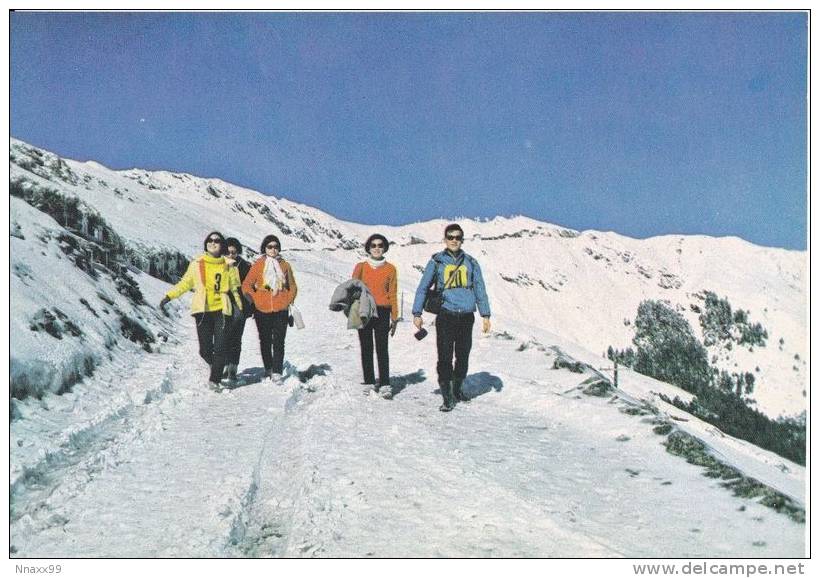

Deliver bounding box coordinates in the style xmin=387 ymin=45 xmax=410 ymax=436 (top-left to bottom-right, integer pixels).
xmin=413 ymin=223 xmax=491 ymax=412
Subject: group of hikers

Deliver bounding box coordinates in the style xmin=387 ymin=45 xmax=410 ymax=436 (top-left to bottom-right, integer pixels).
xmin=159 ymin=223 xmax=491 ymax=412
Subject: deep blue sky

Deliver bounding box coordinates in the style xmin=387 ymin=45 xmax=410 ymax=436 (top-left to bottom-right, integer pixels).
xmin=11 ymin=12 xmax=807 ymax=249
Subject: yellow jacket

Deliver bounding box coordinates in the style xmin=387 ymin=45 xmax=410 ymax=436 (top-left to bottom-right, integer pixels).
xmin=165 ymin=253 xmax=243 ymax=316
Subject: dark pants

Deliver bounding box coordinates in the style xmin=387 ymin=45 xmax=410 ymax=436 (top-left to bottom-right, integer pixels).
xmin=254 ymin=310 xmax=289 ymax=374
xmin=358 ymin=306 xmax=391 ymax=386
xmin=194 ymin=311 xmax=228 ymax=383
xmin=224 ymin=314 xmax=247 ymax=366
xmin=435 ymin=310 xmax=475 ymax=383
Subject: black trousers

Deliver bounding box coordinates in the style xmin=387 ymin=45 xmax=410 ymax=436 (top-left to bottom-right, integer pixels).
xmin=358 ymin=306 xmax=391 ymax=386
xmin=194 ymin=311 xmax=228 ymax=383
xmin=254 ymin=310 xmax=289 ymax=374
xmin=224 ymin=314 xmax=247 ymax=366
xmin=435 ymin=310 xmax=475 ymax=383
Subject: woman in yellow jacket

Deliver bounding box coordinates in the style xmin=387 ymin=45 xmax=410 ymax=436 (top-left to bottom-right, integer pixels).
xmin=160 ymin=231 xmax=243 ymax=390
xmin=242 ymin=234 xmax=297 ymax=382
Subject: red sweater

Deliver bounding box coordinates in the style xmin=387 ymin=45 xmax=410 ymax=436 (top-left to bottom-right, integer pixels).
xmin=353 ymin=261 xmax=398 ymax=320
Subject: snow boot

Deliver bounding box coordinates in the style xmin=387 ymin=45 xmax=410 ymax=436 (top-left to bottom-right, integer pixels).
xmin=221 ymin=364 xmax=237 ymax=387
xmin=229 ymin=364 xmax=244 ymax=385
xmin=453 ymin=378 xmax=468 ymax=402
xmin=439 ymin=380 xmax=455 ymax=412
xmin=380 ymin=384 xmax=394 ymax=400
xmin=207 ymin=380 xmax=223 ymax=392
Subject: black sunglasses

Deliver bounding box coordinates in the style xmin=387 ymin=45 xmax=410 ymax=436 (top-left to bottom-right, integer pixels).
xmin=445 ymin=234 xmax=463 ymax=241
xmin=208 ymin=237 xmax=224 ymax=243
xmin=369 ymin=242 xmax=384 ymax=248
xmin=266 ymin=243 xmax=280 ymax=250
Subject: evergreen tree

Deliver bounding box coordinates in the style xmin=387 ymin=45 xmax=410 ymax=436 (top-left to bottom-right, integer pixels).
xmin=632 ymin=300 xmax=711 ymax=394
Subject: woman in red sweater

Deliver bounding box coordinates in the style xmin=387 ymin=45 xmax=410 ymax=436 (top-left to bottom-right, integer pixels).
xmin=242 ymin=235 xmax=298 ymax=382
xmin=352 ymin=233 xmax=398 ymax=397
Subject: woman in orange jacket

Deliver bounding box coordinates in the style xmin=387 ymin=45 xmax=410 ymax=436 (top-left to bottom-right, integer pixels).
xmin=353 ymin=233 xmax=398 ymax=397
xmin=242 ymin=235 xmax=297 ymax=382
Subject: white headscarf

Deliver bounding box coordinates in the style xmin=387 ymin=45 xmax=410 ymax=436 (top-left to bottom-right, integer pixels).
xmin=263 ymin=255 xmax=285 ymax=295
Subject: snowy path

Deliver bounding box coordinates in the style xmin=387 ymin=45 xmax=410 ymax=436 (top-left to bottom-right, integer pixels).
xmin=10 ymin=294 xmax=805 ymax=557
xmin=220 ymin=338 xmax=803 ymax=558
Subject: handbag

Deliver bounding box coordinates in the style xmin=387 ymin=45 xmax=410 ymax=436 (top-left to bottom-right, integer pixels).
xmin=423 ymin=287 xmax=443 ymax=314
xmin=290 ymin=305 xmax=305 ymax=330
xmin=423 ymin=259 xmax=441 ymax=314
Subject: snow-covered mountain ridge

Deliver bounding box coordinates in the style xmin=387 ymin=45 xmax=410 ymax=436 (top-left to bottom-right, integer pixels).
xmin=9 ymin=138 xmax=806 ymax=557
xmin=10 ymin=138 xmax=806 ymax=419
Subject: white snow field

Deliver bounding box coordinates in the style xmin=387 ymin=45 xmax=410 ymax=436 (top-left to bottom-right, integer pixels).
xmin=8 ymin=140 xmax=807 ymax=558
xmin=10 ymin=138 xmax=806 ymax=418
xmin=9 ymin=249 xmax=806 ymax=558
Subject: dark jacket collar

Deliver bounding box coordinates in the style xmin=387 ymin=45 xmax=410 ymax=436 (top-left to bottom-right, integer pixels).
xmin=438 ymin=249 xmax=465 ymax=263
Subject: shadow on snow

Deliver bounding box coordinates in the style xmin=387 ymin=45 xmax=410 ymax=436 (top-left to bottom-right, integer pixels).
xmin=226 ymin=362 xmax=334 ymax=391
xmin=389 ymin=369 xmax=427 ymax=397
xmin=464 ymin=372 xmax=504 ymax=399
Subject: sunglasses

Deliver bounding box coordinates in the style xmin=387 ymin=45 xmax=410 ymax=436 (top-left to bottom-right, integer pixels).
xmin=227 ymin=248 xmax=239 ymax=254
xmin=207 ymin=237 xmax=224 ymax=243
xmin=369 ymin=242 xmax=384 ymax=249
xmin=266 ymin=244 xmax=280 ymax=250
xmin=445 ymin=235 xmax=463 ymax=241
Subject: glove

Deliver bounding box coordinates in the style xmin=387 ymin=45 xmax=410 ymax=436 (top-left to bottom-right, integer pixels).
xmin=390 ymin=319 xmax=398 ymax=337
xmin=159 ymin=296 xmax=170 ymax=312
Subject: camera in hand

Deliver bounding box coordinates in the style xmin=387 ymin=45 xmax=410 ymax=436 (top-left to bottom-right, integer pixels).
xmin=414 ymin=328 xmax=428 ymax=341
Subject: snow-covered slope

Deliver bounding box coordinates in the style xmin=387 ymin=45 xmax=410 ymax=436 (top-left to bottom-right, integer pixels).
xmin=8 ymin=311 xmax=806 ymax=557
xmin=10 ymin=138 xmax=806 ymax=418
xmin=10 ymin=195 xmax=174 ymax=401
xmin=9 ymin=138 xmax=807 ymax=557
xmin=9 ymin=238 xmax=806 ymax=558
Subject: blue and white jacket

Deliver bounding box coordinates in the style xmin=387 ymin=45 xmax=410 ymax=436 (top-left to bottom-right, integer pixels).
xmin=412 ymin=250 xmax=491 ymax=318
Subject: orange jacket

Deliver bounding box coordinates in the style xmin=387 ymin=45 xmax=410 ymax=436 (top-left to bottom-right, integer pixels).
xmin=242 ymin=257 xmax=297 ymax=313
xmin=353 ymin=261 xmax=398 ymax=320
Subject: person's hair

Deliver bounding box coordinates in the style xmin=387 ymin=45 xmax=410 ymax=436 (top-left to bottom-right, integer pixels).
xmin=203 ymin=231 xmax=226 ymax=253
xmin=364 ymin=233 xmax=390 ymax=254
xmin=260 ymin=234 xmax=282 ymax=253
xmin=225 ymin=237 xmax=242 ymax=254
xmin=444 ymin=223 xmax=464 ymax=238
